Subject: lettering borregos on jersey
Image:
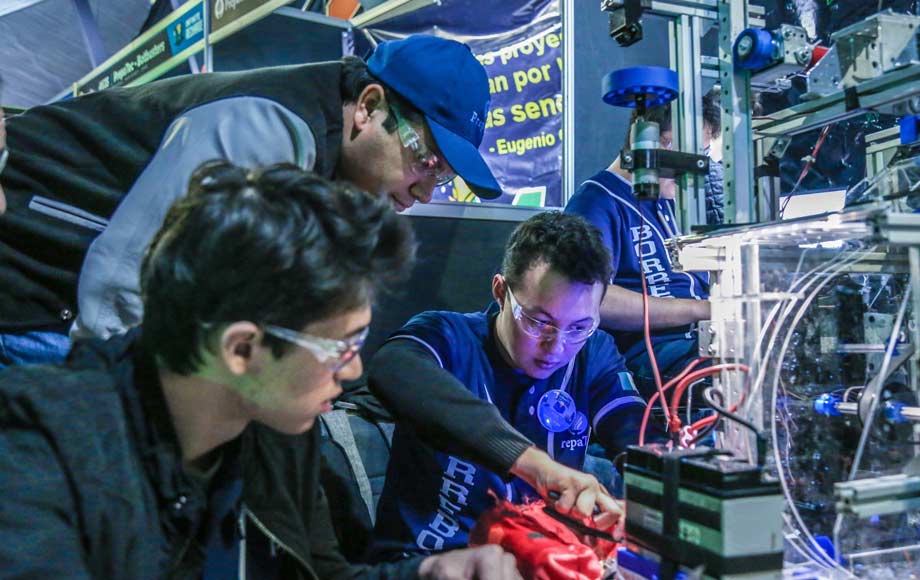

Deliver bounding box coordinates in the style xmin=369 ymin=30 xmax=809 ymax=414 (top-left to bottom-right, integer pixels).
xmin=631 ymin=224 xmax=672 ymax=297
xmin=416 ymin=457 xmax=478 ymax=551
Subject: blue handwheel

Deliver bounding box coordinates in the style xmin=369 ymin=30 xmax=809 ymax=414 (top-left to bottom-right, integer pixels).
xmin=601 ymin=66 xmax=679 ymax=109
xmin=733 ymin=27 xmax=777 ymax=71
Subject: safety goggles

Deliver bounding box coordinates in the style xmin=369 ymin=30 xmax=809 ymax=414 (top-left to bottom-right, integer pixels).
xmin=505 ymin=284 xmax=598 ymax=345
xmin=390 ymin=103 xmax=456 ymax=186
xmin=263 ymin=324 xmax=369 ymax=372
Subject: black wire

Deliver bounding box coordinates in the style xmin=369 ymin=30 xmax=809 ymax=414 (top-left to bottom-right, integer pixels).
xmin=702 ymin=387 xmax=759 ymax=436
xmin=703 ymin=387 xmax=767 ymax=468
xmin=703 ymin=386 xmax=768 ymax=467
xmin=689 ymin=391 xmax=723 ymax=446
xmin=611 ymin=451 xmax=628 ymax=475
xmin=690 ymin=417 xmax=719 ymax=446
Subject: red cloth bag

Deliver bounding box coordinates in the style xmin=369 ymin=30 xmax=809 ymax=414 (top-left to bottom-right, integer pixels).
xmin=468 ymin=499 xmax=617 ymax=580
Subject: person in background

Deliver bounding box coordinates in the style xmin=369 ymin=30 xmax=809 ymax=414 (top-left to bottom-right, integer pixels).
xmin=564 ymin=89 xmax=721 ymax=404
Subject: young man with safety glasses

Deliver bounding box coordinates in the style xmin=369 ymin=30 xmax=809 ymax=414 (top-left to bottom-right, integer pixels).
xmin=366 ymin=211 xmax=648 ymax=560
xmin=0 ymin=161 xmax=524 ymax=579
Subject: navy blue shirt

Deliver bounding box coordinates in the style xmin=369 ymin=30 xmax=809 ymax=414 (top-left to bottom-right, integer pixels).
xmin=369 ymin=306 xmax=645 ymax=559
xmin=565 ymin=170 xmax=709 ymax=355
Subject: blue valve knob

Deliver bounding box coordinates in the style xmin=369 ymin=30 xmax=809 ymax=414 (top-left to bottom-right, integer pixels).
xmin=900 ymin=115 xmax=920 ymax=145
xmin=814 ymin=393 xmax=842 ymax=417
xmin=884 ymin=401 xmax=907 ymax=423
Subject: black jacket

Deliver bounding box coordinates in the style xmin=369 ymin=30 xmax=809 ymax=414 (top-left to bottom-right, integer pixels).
xmin=0 ymin=331 xmax=422 ymax=579
xmin=0 ymin=62 xmax=343 ymax=332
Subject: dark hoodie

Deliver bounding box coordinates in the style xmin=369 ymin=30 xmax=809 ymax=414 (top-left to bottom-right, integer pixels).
xmin=0 ymin=329 xmax=423 ymax=579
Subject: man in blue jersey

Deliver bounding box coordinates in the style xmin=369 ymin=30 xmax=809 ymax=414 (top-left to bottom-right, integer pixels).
xmin=565 ymin=96 xmax=719 ymax=403
xmin=367 ymin=211 xmax=647 ymax=559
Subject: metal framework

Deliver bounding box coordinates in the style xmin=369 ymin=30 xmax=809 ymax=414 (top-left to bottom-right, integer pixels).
xmin=595 ymin=0 xmax=763 ymax=228
xmin=674 ymin=10 xmax=920 ymax=567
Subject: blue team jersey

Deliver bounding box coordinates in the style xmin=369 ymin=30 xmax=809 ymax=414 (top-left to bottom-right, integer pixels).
xmin=369 ymin=305 xmax=646 ymax=559
xmin=565 ymin=170 xmax=709 ymax=353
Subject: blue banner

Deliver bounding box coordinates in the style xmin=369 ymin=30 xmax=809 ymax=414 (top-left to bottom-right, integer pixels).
xmin=365 ymin=0 xmax=562 ymax=207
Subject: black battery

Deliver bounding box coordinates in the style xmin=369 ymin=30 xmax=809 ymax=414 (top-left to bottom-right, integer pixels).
xmin=623 ymin=444 xmax=784 ymax=580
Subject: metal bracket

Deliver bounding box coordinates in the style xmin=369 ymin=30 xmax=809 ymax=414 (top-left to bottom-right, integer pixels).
xmin=836 ymin=473 xmax=920 ymax=518
xmin=620 ymin=148 xmax=710 ymax=177
xmin=698 ymin=319 xmax=741 ymax=359
xmin=603 ymin=0 xmax=645 ymax=47
xmin=858 ymin=343 xmax=915 ymax=425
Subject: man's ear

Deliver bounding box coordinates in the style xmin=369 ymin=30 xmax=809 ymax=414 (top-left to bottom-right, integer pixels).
xmin=353 ymin=83 xmax=388 ymax=131
xmin=492 ymin=274 xmax=507 ymax=310
xmin=218 ymin=321 xmax=263 ymax=376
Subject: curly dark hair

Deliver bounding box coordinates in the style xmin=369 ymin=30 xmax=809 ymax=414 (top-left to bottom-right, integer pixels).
xmin=140 ymin=160 xmax=417 ymax=374
xmin=501 ymin=211 xmax=612 ymax=293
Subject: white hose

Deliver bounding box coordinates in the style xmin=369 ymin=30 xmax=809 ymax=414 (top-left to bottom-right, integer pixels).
xmin=846 ymin=285 xmax=911 ymax=481
xmin=766 ymin=248 xmax=881 ymax=574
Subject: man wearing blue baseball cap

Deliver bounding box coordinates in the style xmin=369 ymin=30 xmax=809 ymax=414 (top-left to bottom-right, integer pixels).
xmin=366 ymin=35 xmax=499 ymax=206
xmin=0 ymin=34 xmax=503 ymax=365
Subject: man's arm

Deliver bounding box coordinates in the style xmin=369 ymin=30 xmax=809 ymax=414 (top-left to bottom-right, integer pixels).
xmin=599 ymin=283 xmax=710 ymax=331
xmin=72 ymin=97 xmax=316 ymax=340
xmin=0 ymin=428 xmax=92 ymax=579
xmin=369 ymin=340 xmax=623 ymax=523
xmin=310 ymin=466 xmax=523 ymax=580
xmin=369 ymin=339 xmax=533 ymax=474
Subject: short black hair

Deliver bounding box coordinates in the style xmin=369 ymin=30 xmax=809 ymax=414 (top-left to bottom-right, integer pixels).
xmin=140 ymin=161 xmax=417 ymax=375
xmin=501 ymin=211 xmax=612 ymax=293
xmin=340 ymin=54 xmax=423 ymax=133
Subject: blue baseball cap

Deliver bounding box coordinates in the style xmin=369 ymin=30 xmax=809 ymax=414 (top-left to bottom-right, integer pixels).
xmin=367 ymin=35 xmax=502 ymax=200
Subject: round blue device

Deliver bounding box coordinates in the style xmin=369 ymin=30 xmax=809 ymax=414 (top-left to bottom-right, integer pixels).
xmin=537 ymin=389 xmax=577 ymax=432
xmin=601 ymin=66 xmax=679 ymax=109
xmin=733 ymin=27 xmax=777 ymax=71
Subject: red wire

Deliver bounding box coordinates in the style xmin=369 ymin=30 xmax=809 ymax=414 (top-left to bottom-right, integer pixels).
xmin=687 ymin=401 xmax=740 ymax=440
xmin=668 ymin=363 xmax=751 ymax=423
xmin=691 ymin=413 xmax=718 ymax=430
xmin=681 ymin=367 xmax=752 ymax=443
xmin=640 ymin=272 xmax=671 ymax=434
xmin=638 ymin=357 xmax=706 ymax=446
xmin=639 ymin=363 xmax=752 ymax=446
xmin=781 ymin=124 xmax=833 ymax=217
xmin=793 ymin=125 xmax=831 ymax=190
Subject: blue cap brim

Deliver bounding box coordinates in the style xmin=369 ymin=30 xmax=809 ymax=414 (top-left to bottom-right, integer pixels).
xmin=427 ymin=116 xmax=502 ymax=200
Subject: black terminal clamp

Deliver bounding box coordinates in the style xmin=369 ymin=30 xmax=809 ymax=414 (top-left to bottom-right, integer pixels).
xmin=602 ymin=66 xmax=710 ymax=201
xmin=601 ymin=0 xmax=646 ymax=47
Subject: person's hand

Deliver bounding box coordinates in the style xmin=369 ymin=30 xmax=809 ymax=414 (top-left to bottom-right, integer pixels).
xmin=509 ymin=446 xmax=624 ymax=534
xmin=418 ymin=544 xmax=521 ymax=580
